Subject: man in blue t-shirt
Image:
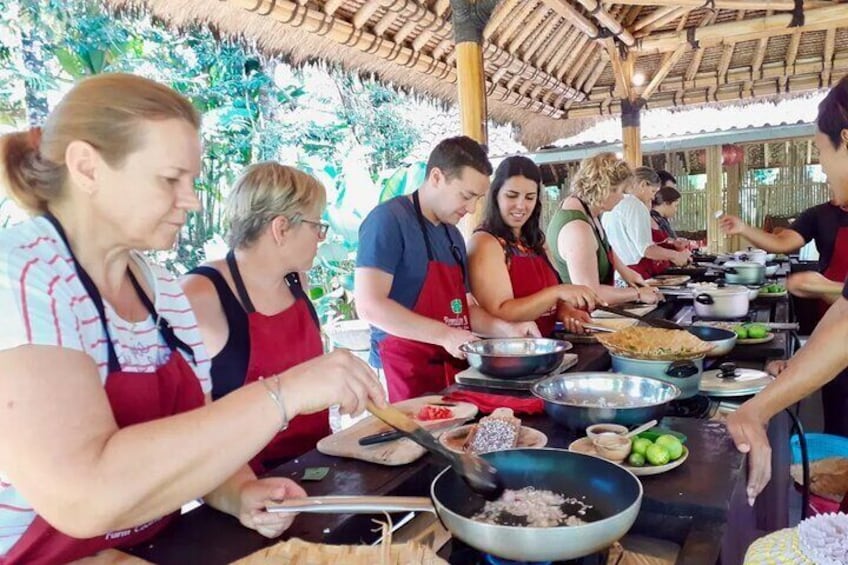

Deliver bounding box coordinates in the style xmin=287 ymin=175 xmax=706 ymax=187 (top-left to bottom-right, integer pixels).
xmin=355 ymin=136 xmax=539 ymax=402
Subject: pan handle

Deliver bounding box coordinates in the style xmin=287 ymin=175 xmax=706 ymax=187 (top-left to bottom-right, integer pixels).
xmin=266 ymin=496 xmax=435 ymax=514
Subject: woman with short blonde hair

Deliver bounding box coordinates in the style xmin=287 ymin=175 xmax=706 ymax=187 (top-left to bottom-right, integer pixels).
xmin=546 ymin=152 xmax=661 ymax=306
xmin=0 ymin=74 xmax=384 ymax=563
xmin=183 ymin=161 xmax=335 ymax=473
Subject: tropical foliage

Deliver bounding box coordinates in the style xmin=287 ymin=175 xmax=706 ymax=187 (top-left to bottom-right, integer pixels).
xmin=0 ymin=0 xmax=434 ymax=323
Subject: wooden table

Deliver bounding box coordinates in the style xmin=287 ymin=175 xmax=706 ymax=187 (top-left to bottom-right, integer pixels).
xmin=129 ymin=295 xmax=794 ymax=565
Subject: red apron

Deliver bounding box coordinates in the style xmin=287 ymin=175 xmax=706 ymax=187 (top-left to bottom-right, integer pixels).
xmin=506 ymin=252 xmax=561 ymax=338
xmin=817 ymin=226 xmax=848 ymax=319
xmin=629 ymin=227 xmax=671 ymax=279
xmin=224 ymin=252 xmax=329 ymax=474
xmin=378 ymin=192 xmax=470 ymax=403
xmin=3 ymin=215 xmax=206 ymax=565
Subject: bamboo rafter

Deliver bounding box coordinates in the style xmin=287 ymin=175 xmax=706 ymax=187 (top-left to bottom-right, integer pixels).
xmin=606 ymin=0 xmax=830 ymax=8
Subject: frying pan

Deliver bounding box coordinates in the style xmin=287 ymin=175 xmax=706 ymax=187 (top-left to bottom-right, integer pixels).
xmin=268 ymin=448 xmax=642 ymax=562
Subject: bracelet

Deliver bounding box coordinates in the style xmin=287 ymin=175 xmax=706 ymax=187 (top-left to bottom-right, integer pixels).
xmin=258 ymin=376 xmax=289 ymax=432
xmin=634 ymin=287 xmax=642 ymax=303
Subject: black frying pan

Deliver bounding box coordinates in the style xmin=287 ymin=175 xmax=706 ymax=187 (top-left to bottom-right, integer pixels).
xmin=270 ymin=448 xmax=643 ymax=562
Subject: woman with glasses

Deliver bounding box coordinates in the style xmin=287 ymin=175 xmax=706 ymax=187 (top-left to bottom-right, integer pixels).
xmin=183 ymin=162 xmax=333 ymax=473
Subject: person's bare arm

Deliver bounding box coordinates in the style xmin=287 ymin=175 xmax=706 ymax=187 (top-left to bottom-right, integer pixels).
xmin=719 ymin=216 xmax=805 ymax=253
xmin=643 ymin=244 xmax=690 ymax=266
xmin=181 ymin=273 xmax=229 ymax=357
xmin=354 ymin=267 xmax=474 ymax=357
xmin=786 ymin=271 xmax=843 ymax=304
xmin=557 ymin=221 xmax=640 ymax=305
xmin=727 ymin=298 xmax=848 ymax=503
xmin=0 ymin=345 xmax=384 ymax=538
xmin=467 ymin=232 xmax=598 ymax=322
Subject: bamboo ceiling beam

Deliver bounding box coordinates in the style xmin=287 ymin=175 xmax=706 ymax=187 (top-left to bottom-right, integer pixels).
xmin=556 ymin=34 xmax=591 ymax=81
xmin=641 ymin=43 xmax=687 ymax=99
xmin=565 ymin=59 xmax=607 ymax=110
xmin=623 ymin=5 xmax=643 ymax=28
xmin=522 ymin=17 xmax=560 ymax=60
xmin=718 ymin=43 xmax=736 ymax=83
xmin=543 ymin=28 xmax=579 ymax=73
xmin=750 ymin=35 xmax=769 ymax=79
xmin=483 ymin=0 xmax=520 ymax=40
xmin=542 ymin=0 xmax=600 ymax=39
xmin=508 ymin=7 xmax=549 ymax=53
xmin=572 ymin=0 xmax=636 ymax=47
xmin=352 ymin=0 xmax=382 ymax=29
xmin=785 ymin=29 xmax=801 ymax=70
xmin=632 ymin=6 xmax=678 ymax=32
xmin=638 ymin=5 xmax=848 ymax=53
xmin=565 ymin=43 xmax=598 ymax=85
xmin=635 ymin=7 xmax=690 ymax=37
xmin=229 ymin=0 xmax=571 ymax=119
xmin=493 ymin=0 xmax=538 ymax=45
xmin=535 ymin=21 xmax=571 ymax=68
xmin=323 ymin=0 xmax=344 ymax=16
xmin=604 ymin=0 xmax=829 ymax=8
xmin=604 ymin=37 xmax=635 ymax=101
xmin=823 ymin=27 xmax=836 ymax=85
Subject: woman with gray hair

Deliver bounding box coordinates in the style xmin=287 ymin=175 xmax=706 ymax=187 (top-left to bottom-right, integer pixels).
xmin=183 ymin=162 xmax=335 ymax=473
xmin=601 ymin=166 xmax=691 ymax=279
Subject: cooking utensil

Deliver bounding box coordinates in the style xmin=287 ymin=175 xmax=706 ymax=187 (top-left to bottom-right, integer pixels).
xmin=358 ymin=429 xmax=403 ymax=446
xmin=733 ymin=249 xmax=768 ymax=265
xmin=367 ymin=402 xmax=503 ymax=499
xmin=594 ymin=305 xmax=685 ymax=330
xmin=609 ymin=354 xmax=704 ymax=399
xmin=357 ymin=415 xmax=466 ymax=446
xmin=685 ymin=325 xmax=737 ymax=357
xmin=268 ymin=448 xmax=643 ymax=562
xmin=700 ymin=363 xmax=774 ymax=397
xmin=459 ymin=338 xmax=572 ymax=379
xmin=532 ymin=372 xmax=681 ymax=430
xmin=693 ymin=286 xmax=750 ymax=319
xmin=625 ymin=419 xmax=659 ymax=439
xmin=722 ymin=261 xmax=766 ymax=285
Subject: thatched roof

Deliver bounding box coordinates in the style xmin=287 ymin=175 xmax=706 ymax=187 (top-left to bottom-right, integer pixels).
xmin=104 ymin=0 xmax=848 ymax=148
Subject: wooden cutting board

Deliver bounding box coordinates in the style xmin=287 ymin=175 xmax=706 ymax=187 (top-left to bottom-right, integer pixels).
xmin=316 ymin=395 xmax=478 ymax=466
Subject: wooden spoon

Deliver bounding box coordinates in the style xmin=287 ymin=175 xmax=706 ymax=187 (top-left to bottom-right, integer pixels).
xmin=625 ymin=419 xmax=659 ymax=439
xmin=367 ymin=401 xmax=504 ymax=500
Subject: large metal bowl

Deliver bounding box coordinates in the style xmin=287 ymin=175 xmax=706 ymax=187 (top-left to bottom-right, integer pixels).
xmin=532 ymin=372 xmax=681 ymax=430
xmin=460 ymin=338 xmax=573 ymax=379
xmin=686 ymin=325 xmax=737 ymax=357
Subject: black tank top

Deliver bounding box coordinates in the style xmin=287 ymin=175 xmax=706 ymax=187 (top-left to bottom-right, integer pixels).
xmin=189 ymin=251 xmax=319 ymax=400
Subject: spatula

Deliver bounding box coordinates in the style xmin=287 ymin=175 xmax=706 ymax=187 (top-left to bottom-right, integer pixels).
xmin=366 ymin=401 xmax=504 ymax=500
xmin=594 ymin=305 xmax=686 ymax=331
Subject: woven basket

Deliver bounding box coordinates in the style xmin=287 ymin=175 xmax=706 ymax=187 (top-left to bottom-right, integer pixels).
xmin=233 ymin=537 xmax=447 ymax=564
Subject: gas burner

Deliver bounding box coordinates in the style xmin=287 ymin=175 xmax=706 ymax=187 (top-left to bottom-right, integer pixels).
xmin=445 ymin=539 xmax=608 ymax=565
xmin=666 ymin=393 xmax=714 ymax=419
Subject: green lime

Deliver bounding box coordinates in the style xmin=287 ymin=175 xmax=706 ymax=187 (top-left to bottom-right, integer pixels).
xmin=631 ymin=437 xmax=653 ymax=456
xmin=627 ymin=452 xmax=646 ymax=467
xmin=747 ymin=325 xmax=769 ymax=339
xmin=733 ymin=325 xmax=748 ymax=339
xmin=655 ymin=435 xmax=684 ymax=460
xmin=645 ymin=443 xmax=671 ymax=466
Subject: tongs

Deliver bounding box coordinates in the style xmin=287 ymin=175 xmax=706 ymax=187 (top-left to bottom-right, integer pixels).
xmin=594 ymin=305 xmax=686 ymax=331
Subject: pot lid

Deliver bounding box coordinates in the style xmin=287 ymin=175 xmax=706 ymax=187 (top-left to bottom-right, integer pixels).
xmin=695 ymin=286 xmax=750 ymax=296
xmin=723 ymin=260 xmax=765 ymax=269
xmin=700 ymin=367 xmax=774 ymax=397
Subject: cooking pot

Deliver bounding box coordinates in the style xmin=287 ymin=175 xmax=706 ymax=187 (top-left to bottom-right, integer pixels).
xmin=269 ymin=448 xmax=643 ymax=562
xmin=723 ymin=260 xmax=765 ymax=285
xmin=733 ymin=248 xmax=768 ymax=265
xmin=610 ymin=355 xmax=704 ymax=399
xmin=694 ymin=286 xmax=750 ymax=319
xmin=531 ymin=372 xmax=681 ymax=430
xmin=460 ymin=338 xmax=572 ymax=379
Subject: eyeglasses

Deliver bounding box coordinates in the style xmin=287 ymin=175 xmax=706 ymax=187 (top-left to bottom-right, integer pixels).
xmin=301 ymin=219 xmax=329 ymax=239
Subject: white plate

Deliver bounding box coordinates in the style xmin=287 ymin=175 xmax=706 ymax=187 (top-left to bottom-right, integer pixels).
xmin=737 ymin=333 xmax=775 ymax=345
xmin=439 ymin=424 xmax=547 ymax=454
xmin=568 ymin=437 xmax=688 ymax=476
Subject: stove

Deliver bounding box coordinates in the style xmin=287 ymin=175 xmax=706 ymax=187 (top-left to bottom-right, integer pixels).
xmin=665 ymin=393 xmax=716 ymax=419
xmin=444 ymin=538 xmax=609 ymax=565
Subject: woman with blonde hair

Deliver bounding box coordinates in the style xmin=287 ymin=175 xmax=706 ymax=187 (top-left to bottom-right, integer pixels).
xmin=0 ymin=73 xmax=384 ymax=563
xmin=546 ymin=153 xmax=661 ymax=306
xmin=183 ymin=162 xmax=333 ymax=473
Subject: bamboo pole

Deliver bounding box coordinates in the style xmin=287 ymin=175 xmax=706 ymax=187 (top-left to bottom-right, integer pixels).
xmin=641 ymin=44 xmax=687 ymax=99
xmin=622 ymin=99 xmax=643 ymax=168
xmin=571 ymin=0 xmax=636 ymax=46
xmin=705 ymin=146 xmax=726 ymax=254
xmin=726 ymin=158 xmax=742 ymax=251
xmin=455 ymin=42 xmax=488 ymax=145
xmin=542 ymin=0 xmax=600 ymax=39
xmin=638 ymin=5 xmax=848 ymax=53
xmin=608 ymin=0 xmax=829 ymax=8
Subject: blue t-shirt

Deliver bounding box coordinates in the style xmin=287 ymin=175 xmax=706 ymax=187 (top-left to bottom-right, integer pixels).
xmin=356 ymin=195 xmax=469 ymax=367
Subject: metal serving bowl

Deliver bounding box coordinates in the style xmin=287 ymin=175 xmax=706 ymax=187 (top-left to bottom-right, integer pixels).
xmin=532 ymin=372 xmax=681 ymax=430
xmin=460 ymin=338 xmax=572 ymax=379
xmin=686 ymin=325 xmax=737 ymax=357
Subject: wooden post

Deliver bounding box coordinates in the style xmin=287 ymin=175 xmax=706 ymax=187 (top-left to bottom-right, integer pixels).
xmin=455 ymin=42 xmax=488 ymax=146
xmin=621 ymin=98 xmax=643 ymax=168
xmin=705 ymin=145 xmax=727 ymax=254
xmin=450 ymin=0 xmax=498 ymax=236
xmin=725 ymin=156 xmax=743 ymax=252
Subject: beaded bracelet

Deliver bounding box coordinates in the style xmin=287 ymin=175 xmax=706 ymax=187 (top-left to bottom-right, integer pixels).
xmin=258 ymin=376 xmax=289 ymax=432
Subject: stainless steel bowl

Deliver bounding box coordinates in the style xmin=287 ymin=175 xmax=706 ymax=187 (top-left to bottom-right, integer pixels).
xmin=460 ymin=338 xmax=572 ymax=379
xmin=686 ymin=325 xmax=737 ymax=357
xmin=531 ymin=372 xmax=681 ymax=430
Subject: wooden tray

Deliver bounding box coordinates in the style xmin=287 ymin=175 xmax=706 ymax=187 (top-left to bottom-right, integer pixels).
xmin=316 ymin=395 xmax=477 ymax=466
xmin=591 ymin=303 xmax=658 ymax=319
xmin=438 ymin=424 xmax=547 ymax=454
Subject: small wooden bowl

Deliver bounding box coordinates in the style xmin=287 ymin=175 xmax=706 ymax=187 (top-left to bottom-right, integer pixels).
xmin=586 ymin=423 xmax=628 ymax=442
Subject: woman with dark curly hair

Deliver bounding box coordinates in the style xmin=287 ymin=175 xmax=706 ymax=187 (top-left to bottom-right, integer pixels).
xmin=468 ymin=156 xmax=600 ymax=336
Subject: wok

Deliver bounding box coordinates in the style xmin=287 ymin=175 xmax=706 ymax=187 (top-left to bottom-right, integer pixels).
xmin=460 ymin=338 xmax=572 ymax=379
xmin=268 ymin=448 xmax=642 ymax=562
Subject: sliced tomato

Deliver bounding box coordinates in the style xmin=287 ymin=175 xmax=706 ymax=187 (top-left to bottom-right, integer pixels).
xmin=416 ymin=405 xmax=453 ymax=421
